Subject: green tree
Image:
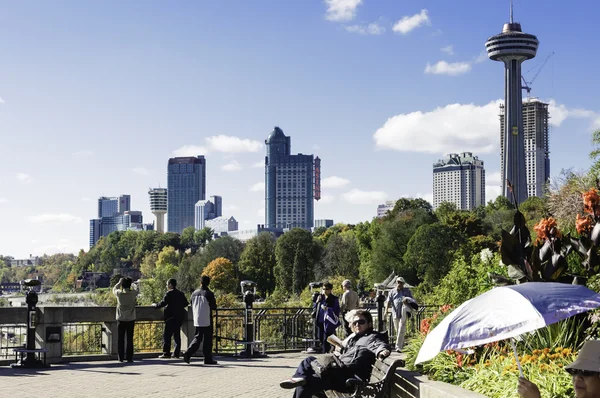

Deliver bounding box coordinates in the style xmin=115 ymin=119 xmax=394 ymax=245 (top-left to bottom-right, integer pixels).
xmin=180 ymin=226 xmax=197 ymax=253
xmin=194 ymin=227 xmax=214 ymax=248
xmin=139 ymin=246 xmax=180 ymax=304
xmin=318 ymin=231 xmax=360 ymax=281
xmin=238 ymin=232 xmax=276 ymax=296
xmin=275 ymin=228 xmax=321 ymax=294
xmin=403 ymin=223 xmax=459 ymax=288
xmin=202 ymin=236 xmax=244 ymax=277
xmin=434 ymin=201 xmax=458 ymax=224
xmin=589 ymin=129 xmax=600 ymax=177
xmin=371 ymin=208 xmax=436 ymax=283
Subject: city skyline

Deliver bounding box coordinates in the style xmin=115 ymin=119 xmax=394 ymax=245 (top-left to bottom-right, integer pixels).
xmin=1 ymin=1 xmax=599 ymax=257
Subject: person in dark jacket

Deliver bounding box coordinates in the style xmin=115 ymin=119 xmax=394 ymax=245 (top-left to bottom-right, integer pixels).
xmin=315 ymin=282 xmax=340 ymax=353
xmin=152 ymin=278 xmax=189 ymax=358
xmin=183 ymin=275 xmax=218 ymax=365
xmin=279 ymin=309 xmax=391 ymax=398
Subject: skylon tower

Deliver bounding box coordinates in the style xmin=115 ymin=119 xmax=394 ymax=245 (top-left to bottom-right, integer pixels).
xmin=486 ymin=1 xmax=538 ymax=203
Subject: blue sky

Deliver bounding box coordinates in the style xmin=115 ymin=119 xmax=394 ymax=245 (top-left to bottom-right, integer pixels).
xmin=1 ymin=0 xmax=599 ymax=258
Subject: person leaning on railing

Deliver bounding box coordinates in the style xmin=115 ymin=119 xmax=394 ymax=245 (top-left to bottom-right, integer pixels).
xmin=518 ymin=340 xmax=600 ymax=398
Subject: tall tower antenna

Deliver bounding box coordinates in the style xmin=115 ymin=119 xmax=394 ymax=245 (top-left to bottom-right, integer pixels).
xmin=510 ymin=0 xmax=514 ymax=23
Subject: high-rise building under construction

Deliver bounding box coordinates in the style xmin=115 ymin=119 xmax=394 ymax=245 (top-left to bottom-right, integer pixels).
xmin=500 ymin=100 xmax=550 ymax=198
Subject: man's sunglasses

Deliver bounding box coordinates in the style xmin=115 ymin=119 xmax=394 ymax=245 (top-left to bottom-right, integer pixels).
xmin=566 ymin=368 xmax=600 ymax=377
xmin=352 ymin=319 xmax=367 ymax=326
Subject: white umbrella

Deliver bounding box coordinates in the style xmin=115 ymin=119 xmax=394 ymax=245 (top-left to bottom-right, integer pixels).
xmin=415 ymin=282 xmax=600 ymax=372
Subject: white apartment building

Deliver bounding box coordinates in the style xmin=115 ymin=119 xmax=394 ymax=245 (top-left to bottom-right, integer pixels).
xmin=433 ymin=152 xmax=485 ymax=210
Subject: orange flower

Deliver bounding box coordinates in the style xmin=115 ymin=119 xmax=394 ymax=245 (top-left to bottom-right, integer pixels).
xmin=583 ymin=188 xmax=600 ymax=217
xmin=576 ymin=214 xmax=594 ymax=235
xmin=534 ymin=217 xmax=561 ymax=243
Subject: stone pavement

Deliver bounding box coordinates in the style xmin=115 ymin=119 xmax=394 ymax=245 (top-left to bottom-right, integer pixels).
xmin=0 ymin=352 xmax=312 ymax=398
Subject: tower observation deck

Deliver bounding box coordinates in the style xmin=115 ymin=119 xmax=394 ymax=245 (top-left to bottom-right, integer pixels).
xmin=486 ymin=4 xmax=538 ymax=204
xmin=149 ymin=188 xmax=168 ymax=233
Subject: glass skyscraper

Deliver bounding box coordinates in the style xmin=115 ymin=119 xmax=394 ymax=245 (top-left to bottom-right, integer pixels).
xmin=265 ymin=127 xmax=318 ymax=229
xmin=167 ymin=156 xmax=206 ymax=234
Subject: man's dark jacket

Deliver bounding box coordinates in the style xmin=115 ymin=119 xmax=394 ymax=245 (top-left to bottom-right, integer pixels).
xmin=156 ymin=289 xmax=189 ymax=321
xmin=320 ymin=329 xmax=390 ymax=390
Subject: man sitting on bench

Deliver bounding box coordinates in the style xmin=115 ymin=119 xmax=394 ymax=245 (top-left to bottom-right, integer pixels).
xmin=279 ymin=309 xmax=391 ymax=398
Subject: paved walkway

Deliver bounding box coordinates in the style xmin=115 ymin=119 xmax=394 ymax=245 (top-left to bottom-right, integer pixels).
xmin=0 ymin=353 xmax=311 ymax=398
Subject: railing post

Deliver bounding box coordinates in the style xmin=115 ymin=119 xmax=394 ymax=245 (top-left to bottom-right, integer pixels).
xmin=37 ymin=307 xmax=63 ymax=364
xmin=102 ymin=321 xmax=118 ymax=358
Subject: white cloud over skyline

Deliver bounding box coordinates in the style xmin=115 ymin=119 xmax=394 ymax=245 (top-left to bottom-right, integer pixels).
xmin=172 ymin=135 xmax=262 ymax=157
xmin=322 ymin=176 xmax=350 ymax=188
xmin=250 ymin=182 xmax=265 ymax=192
xmin=27 ymin=213 xmax=83 ymax=224
xmin=393 ymin=9 xmax=430 ymax=35
xmin=0 ymin=198 xmax=7 ymax=204
xmin=317 ymin=195 xmax=335 ymax=204
xmin=221 ymin=160 xmax=242 ymax=171
xmin=346 ymin=23 xmax=385 ymax=35
xmin=172 ymin=145 xmax=209 ymax=157
xmin=341 ymin=188 xmax=388 ymax=205
xmin=425 ymin=61 xmax=471 ymax=76
xmin=324 ymin=0 xmax=362 ymax=22
xmin=441 ymin=45 xmax=454 ymax=55
xmin=252 ymin=161 xmax=265 ymax=168
xmin=133 ymin=167 xmax=149 ymax=176
xmin=16 ymin=173 xmax=33 ymax=184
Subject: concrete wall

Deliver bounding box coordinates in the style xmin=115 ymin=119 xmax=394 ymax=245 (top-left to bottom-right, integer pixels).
xmin=390 ymin=369 xmax=488 ymax=398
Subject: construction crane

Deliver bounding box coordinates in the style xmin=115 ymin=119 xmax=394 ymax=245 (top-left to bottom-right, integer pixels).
xmin=521 ymin=51 xmax=555 ymax=98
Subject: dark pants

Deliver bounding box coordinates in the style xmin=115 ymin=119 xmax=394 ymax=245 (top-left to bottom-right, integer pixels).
xmin=317 ymin=323 xmax=333 ymax=353
xmin=185 ymin=326 xmax=213 ymax=362
xmin=117 ymin=320 xmax=135 ymax=361
xmin=162 ymin=318 xmax=182 ymax=356
xmin=292 ymin=356 xmax=332 ymax=398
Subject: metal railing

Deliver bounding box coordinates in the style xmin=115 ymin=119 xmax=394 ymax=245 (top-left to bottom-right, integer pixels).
xmin=133 ymin=321 xmax=163 ymax=352
xmin=63 ymin=323 xmax=103 ymax=355
xmin=0 ymin=324 xmax=26 ymax=359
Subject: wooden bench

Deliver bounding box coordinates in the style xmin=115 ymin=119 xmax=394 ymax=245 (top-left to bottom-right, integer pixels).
xmin=324 ymin=354 xmax=405 ymax=398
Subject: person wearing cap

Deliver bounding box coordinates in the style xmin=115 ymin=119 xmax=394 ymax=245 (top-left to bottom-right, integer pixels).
xmin=340 ymin=280 xmax=360 ymax=337
xmin=518 ymin=340 xmax=600 ymax=398
xmin=384 ymin=276 xmax=413 ymax=353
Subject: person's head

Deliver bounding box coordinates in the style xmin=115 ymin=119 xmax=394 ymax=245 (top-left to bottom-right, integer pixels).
xmin=342 ymin=280 xmax=352 ymax=291
xmin=351 ymin=309 xmax=373 ymax=336
xmin=565 ymin=340 xmax=600 ymax=398
xmin=200 ymin=275 xmax=210 ymax=288
xmin=167 ymin=278 xmax=177 ymax=290
xmin=323 ymin=282 xmax=333 ymax=296
xmin=121 ymin=277 xmax=132 ymax=289
xmin=396 ymin=277 xmax=406 ymax=289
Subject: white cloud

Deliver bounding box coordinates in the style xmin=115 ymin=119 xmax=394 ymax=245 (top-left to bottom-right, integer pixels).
xmin=322 ymin=176 xmax=351 ymax=189
xmin=0 ymin=96 xmax=4 ymax=103
xmin=250 ymin=182 xmax=265 ymax=192
xmin=33 ymin=241 xmax=80 ymax=256
xmin=257 ymin=207 xmax=265 ymax=217
xmin=346 ymin=23 xmax=385 ymax=35
xmin=0 ymin=198 xmax=7 ymax=204
xmin=221 ymin=160 xmax=242 ymax=172
xmin=172 ymin=145 xmax=208 ymax=157
xmin=16 ymin=173 xmax=33 ymax=184
xmin=341 ymin=189 xmax=388 ymax=205
xmin=73 ymin=150 xmax=94 ymax=158
xmin=318 ymin=195 xmax=335 ymax=204
xmin=373 ymin=100 xmax=502 ymax=154
xmin=486 ymin=171 xmax=502 ymax=186
xmin=474 ymin=51 xmax=488 ymax=64
xmin=252 ymin=160 xmax=265 ymax=168
xmin=547 ymin=99 xmax=600 ymax=129
xmin=425 ymin=61 xmax=471 ymax=76
xmin=81 ymin=197 xmax=93 ymax=202
xmin=132 ymin=167 xmax=149 ymax=176
xmin=393 ymin=9 xmax=430 ymax=35
xmin=324 ymin=0 xmax=362 ymax=22
xmin=225 ymin=205 xmax=239 ymax=211
xmin=415 ymin=192 xmax=434 ymax=205
xmin=27 ymin=213 xmax=83 ymax=224
xmin=441 ymin=45 xmax=454 ymax=56
xmin=205 ymin=135 xmax=262 ymax=153
xmin=486 ymin=185 xmax=502 ymax=203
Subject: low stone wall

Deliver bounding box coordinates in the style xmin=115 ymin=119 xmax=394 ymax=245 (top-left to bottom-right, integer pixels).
xmin=390 ymin=369 xmax=488 ymax=398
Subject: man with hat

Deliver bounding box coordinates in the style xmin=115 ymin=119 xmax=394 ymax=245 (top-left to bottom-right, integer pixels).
xmin=518 ymin=340 xmax=600 ymax=398
xmin=340 ymin=280 xmax=360 ymax=337
xmin=384 ymin=276 xmax=413 ymax=353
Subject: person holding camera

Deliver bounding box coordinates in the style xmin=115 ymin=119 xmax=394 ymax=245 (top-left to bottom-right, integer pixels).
xmin=315 ymin=282 xmax=340 ymax=353
xmin=279 ymin=309 xmax=390 ymax=397
xmin=112 ymin=277 xmax=139 ymax=363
